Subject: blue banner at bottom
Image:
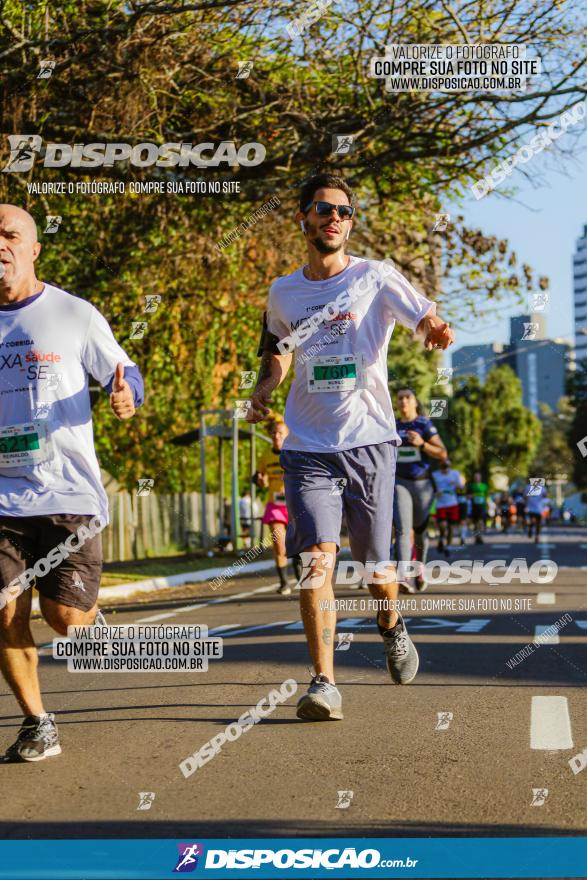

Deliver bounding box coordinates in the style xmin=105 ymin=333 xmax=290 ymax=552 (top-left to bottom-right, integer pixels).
xmin=1 ymin=837 xmax=587 ymax=879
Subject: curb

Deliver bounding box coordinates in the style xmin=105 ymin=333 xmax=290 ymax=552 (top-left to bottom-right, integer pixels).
xmin=31 ymin=558 xmax=276 ymax=613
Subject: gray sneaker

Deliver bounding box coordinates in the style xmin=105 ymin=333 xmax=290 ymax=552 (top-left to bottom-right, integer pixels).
xmin=296 ymin=674 xmax=343 ymax=721
xmin=4 ymin=713 xmax=61 ymax=762
xmin=377 ymin=612 xmax=419 ymax=685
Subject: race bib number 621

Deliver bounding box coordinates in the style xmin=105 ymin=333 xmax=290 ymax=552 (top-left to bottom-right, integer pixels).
xmin=0 ymin=421 xmax=54 ymax=469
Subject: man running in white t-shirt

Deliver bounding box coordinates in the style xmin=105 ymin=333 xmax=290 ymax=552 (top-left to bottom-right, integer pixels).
xmin=525 ymin=479 xmax=548 ymax=542
xmin=434 ymin=459 xmax=465 ymax=556
xmin=0 ymin=204 xmax=144 ymax=761
xmin=247 ymin=174 xmax=454 ymax=720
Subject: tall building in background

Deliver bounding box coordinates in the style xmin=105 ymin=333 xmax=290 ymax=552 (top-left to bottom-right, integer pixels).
xmin=573 ymin=223 xmax=587 ymax=364
xmin=452 ymin=343 xmax=504 ymax=384
xmin=452 ymin=314 xmax=572 ymax=416
xmin=508 ymin=315 xmax=571 ymax=414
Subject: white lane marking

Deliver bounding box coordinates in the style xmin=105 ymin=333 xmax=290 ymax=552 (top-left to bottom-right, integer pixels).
xmin=580 ymin=544 xmax=587 ymax=550
xmin=336 ymin=617 xmax=373 ymax=629
xmin=456 ymin=618 xmax=491 ymax=633
xmin=135 ymin=584 xmax=277 ymax=623
xmin=207 ymin=624 xmax=243 ymax=635
xmin=536 ymin=592 xmax=556 ymax=604
xmin=537 ymin=542 xmax=553 ymax=571
xmin=408 ymin=617 xmax=490 ymax=633
xmin=530 ymin=696 xmax=573 ymax=750
xmin=137 ymin=609 xmax=208 ymax=623
xmin=575 ymin=621 xmax=587 ymax=630
xmin=491 ymin=544 xmax=511 ymax=548
xmin=283 ymin=616 xmax=492 ymax=633
xmin=219 ymin=620 xmax=295 ymax=638
xmin=285 ymin=617 xmax=372 ymax=632
xmin=534 ymin=625 xmax=560 ymax=645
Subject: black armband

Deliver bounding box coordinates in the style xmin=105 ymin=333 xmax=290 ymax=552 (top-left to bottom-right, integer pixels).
xmin=257 ymin=311 xmax=282 ymax=357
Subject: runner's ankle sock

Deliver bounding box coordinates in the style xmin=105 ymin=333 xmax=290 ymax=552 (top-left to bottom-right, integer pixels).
xmin=277 ymin=565 xmax=289 ymax=588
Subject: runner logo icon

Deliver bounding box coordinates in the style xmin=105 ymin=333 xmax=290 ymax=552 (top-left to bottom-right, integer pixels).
xmin=298 ymin=551 xmax=334 ymax=589
xmin=2 ymin=135 xmax=42 ymax=172
xmin=136 ymin=791 xmax=156 ymax=811
xmin=136 ymin=478 xmax=155 ymax=497
xmin=329 ymin=477 xmax=347 ymax=496
xmin=336 ymin=790 xmax=354 ymax=809
xmin=435 ymin=711 xmax=453 ymax=730
xmin=336 ymin=632 xmax=354 ymax=651
xmin=44 ymin=215 xmax=62 ymax=233
xmin=174 ymin=843 xmax=204 ymax=872
xmin=71 ymin=572 xmax=85 ymax=592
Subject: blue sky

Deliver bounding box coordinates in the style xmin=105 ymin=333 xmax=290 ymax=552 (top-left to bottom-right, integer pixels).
xmin=451 ymin=147 xmax=587 ymax=354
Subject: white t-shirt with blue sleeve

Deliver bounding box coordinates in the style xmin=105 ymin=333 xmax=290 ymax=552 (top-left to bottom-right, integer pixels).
xmin=0 ymin=284 xmax=143 ymax=523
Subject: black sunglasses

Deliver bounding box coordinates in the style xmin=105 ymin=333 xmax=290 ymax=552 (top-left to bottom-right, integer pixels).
xmin=303 ymin=200 xmax=355 ymax=220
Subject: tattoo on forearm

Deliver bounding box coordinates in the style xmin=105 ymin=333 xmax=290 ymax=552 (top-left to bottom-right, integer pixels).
xmin=256 ymin=352 xmax=274 ymax=386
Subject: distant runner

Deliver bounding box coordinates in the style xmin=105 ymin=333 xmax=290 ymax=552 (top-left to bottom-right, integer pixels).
xmin=392 ymin=388 xmax=447 ymax=592
xmin=248 ymin=173 xmax=454 ymax=721
xmin=253 ymin=417 xmax=299 ymax=595
xmin=469 ymin=471 xmax=489 ymax=545
xmin=525 ymin=480 xmax=548 ymax=542
xmin=434 ymin=459 xmax=465 ymax=556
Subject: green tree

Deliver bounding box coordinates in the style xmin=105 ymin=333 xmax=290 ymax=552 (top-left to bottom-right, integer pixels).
xmin=480 ymin=367 xmax=542 ymax=482
xmin=441 ymin=374 xmax=484 ymax=476
xmin=443 ymin=366 xmax=541 ymax=483
xmin=529 ymin=400 xmax=575 ymax=482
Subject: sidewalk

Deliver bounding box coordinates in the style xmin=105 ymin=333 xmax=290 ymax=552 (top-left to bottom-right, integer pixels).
xmin=30 ymin=557 xmax=276 ymax=613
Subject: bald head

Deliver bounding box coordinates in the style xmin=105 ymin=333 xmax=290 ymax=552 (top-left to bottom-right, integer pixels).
xmin=0 ymin=203 xmax=42 ymax=303
xmin=0 ymin=204 xmax=38 ymax=243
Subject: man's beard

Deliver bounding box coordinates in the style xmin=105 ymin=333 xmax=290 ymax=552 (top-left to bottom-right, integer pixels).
xmin=307 ymin=223 xmax=344 ymax=254
xmin=311 ymin=237 xmax=342 ymax=254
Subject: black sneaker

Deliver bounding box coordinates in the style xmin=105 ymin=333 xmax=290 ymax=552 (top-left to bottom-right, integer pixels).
xmin=4 ymin=714 xmax=61 ymax=762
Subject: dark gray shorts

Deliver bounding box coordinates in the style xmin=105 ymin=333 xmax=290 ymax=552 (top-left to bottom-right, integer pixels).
xmin=0 ymin=514 xmax=102 ymax=612
xmin=280 ymin=442 xmax=397 ymax=563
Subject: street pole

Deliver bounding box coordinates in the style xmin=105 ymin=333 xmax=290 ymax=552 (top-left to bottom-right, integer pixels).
xmin=199 ymin=410 xmax=208 ymax=550
xmin=250 ymin=423 xmax=256 ymax=546
xmin=231 ymin=410 xmax=240 ymax=551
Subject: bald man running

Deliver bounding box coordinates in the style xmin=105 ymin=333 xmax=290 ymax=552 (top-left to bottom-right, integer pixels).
xmin=0 ymin=205 xmax=144 ymax=762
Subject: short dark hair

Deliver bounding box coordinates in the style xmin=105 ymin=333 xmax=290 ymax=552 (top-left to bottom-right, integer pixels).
xmin=299 ymin=174 xmax=354 ymax=212
xmin=397 ymin=386 xmax=422 ymax=415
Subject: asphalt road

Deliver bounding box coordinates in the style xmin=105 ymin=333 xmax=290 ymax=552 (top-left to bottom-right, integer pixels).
xmin=1 ymin=526 xmax=586 ymax=840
